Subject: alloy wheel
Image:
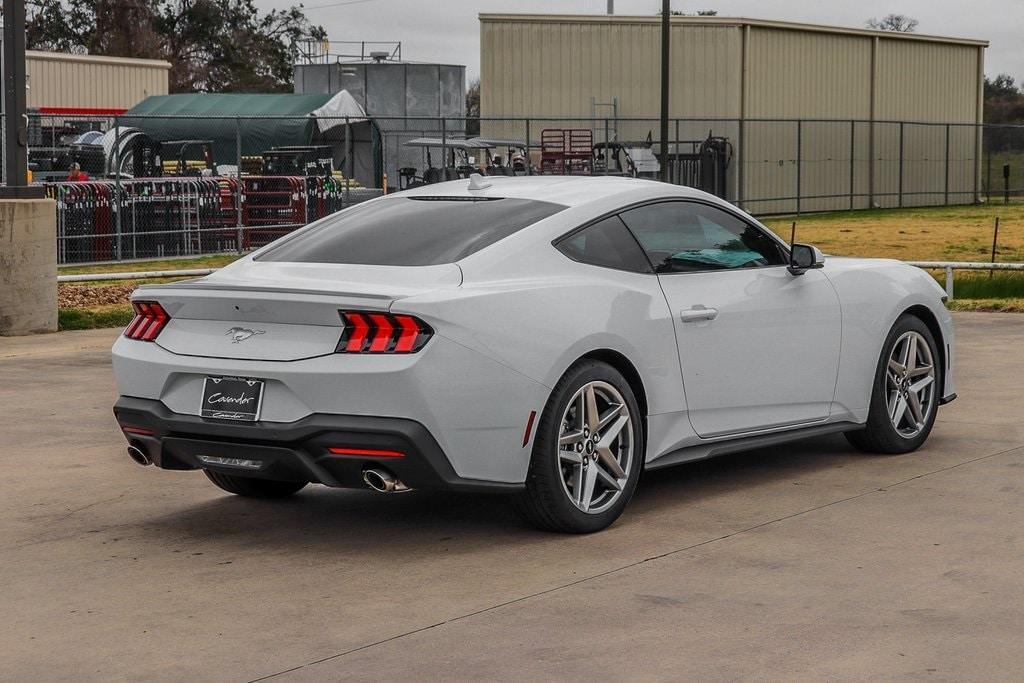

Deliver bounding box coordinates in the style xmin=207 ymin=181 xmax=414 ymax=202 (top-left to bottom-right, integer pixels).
xmin=886 ymin=330 xmax=937 ymax=438
xmin=556 ymin=380 xmax=634 ymax=514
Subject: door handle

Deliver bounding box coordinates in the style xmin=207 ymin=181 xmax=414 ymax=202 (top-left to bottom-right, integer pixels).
xmin=680 ymin=306 xmax=718 ymax=323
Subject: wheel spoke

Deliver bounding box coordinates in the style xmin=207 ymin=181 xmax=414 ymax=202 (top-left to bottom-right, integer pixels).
xmin=559 ymin=430 xmax=585 ymax=446
xmin=559 ymin=449 xmax=583 ymax=465
xmin=596 ymin=403 xmax=624 ymax=432
xmin=573 ymin=391 xmax=586 ymax=431
xmin=584 ymin=384 xmax=600 ymax=432
xmin=909 ymin=375 xmax=934 ymax=394
xmin=578 ymin=463 xmax=598 ymax=510
xmin=569 ymin=460 xmax=583 ymax=498
xmin=889 ymin=391 xmax=907 ymax=426
xmin=888 ymin=359 xmax=906 ymax=375
xmin=906 ymin=391 xmax=925 ymax=426
xmin=596 ymin=445 xmax=627 ymax=479
xmin=594 ymin=462 xmax=623 ymax=491
xmin=903 ymin=335 xmax=917 ymax=372
xmin=908 ymin=364 xmax=933 ymax=379
xmin=597 ymin=414 xmax=629 ymax=448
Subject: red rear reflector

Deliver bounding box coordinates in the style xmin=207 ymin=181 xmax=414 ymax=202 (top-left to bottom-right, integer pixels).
xmin=120 ymin=425 xmax=155 ymax=436
xmin=328 ymin=447 xmax=405 ymax=458
xmin=124 ymin=301 xmax=170 ymax=341
xmin=337 ymin=311 xmax=432 ymax=354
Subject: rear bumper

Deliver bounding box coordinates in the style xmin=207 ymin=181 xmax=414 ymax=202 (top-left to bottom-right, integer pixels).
xmin=113 ymin=396 xmax=523 ymax=493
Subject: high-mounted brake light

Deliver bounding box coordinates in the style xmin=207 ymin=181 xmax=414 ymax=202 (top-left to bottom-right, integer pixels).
xmin=124 ymin=301 xmax=170 ymax=341
xmin=337 ymin=310 xmax=432 ymax=354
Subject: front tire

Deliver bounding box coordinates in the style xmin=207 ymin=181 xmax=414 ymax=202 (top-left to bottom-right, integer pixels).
xmin=204 ymin=470 xmax=307 ymax=498
xmin=514 ymin=360 xmax=644 ymax=533
xmin=846 ymin=314 xmax=941 ymax=454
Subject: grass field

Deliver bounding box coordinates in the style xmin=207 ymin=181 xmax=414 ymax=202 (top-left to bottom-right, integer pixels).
xmin=56 ymin=202 xmax=1024 ymax=329
xmin=761 ymin=200 xmax=1024 ymax=262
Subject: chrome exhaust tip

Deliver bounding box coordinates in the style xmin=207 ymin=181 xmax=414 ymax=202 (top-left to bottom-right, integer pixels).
xmin=127 ymin=444 xmax=152 ymax=467
xmin=362 ymin=468 xmax=411 ymax=493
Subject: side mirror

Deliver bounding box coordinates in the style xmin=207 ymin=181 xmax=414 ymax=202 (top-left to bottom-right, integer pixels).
xmin=788 ymin=243 xmax=825 ymax=275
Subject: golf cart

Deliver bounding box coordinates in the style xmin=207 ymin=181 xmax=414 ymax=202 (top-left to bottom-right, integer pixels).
xmin=468 ymin=138 xmax=532 ymax=176
xmin=398 ymin=137 xmax=481 ymax=189
xmin=592 ymin=141 xmax=661 ymax=179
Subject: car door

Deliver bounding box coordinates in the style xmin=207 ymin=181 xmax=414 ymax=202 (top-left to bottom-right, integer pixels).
xmin=618 ymin=200 xmax=842 ymax=438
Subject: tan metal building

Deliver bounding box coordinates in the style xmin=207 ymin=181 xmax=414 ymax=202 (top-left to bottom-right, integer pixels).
xmin=27 ymin=51 xmax=171 ymax=115
xmin=480 ymin=14 xmax=987 ymax=213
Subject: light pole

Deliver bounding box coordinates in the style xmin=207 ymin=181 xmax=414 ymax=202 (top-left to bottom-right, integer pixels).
xmin=659 ymin=0 xmax=670 ymax=183
xmin=1 ymin=0 xmax=43 ymax=197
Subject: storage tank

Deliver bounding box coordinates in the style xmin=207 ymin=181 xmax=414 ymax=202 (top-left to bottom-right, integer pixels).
xmin=294 ymin=48 xmax=466 ymax=185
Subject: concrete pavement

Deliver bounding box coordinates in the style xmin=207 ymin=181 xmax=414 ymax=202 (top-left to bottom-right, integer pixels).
xmin=1 ymin=313 xmax=1022 ymax=681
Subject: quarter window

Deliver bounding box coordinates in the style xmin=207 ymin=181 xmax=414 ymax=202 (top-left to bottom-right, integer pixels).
xmin=619 ymin=202 xmax=787 ymax=273
xmin=556 ymin=215 xmax=653 ymax=273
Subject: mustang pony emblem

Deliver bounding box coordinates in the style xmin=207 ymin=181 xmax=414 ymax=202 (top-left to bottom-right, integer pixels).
xmin=225 ymin=327 xmax=265 ymax=343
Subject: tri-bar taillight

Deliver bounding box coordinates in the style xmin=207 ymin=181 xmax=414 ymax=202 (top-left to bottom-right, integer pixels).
xmin=337 ymin=310 xmax=433 ymax=354
xmin=124 ymin=301 xmax=170 ymax=341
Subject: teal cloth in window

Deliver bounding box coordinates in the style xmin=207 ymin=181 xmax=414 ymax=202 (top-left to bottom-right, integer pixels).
xmin=670 ymin=248 xmax=766 ymax=268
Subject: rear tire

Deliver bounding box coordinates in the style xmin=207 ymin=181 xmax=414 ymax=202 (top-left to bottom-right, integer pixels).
xmin=514 ymin=360 xmax=644 ymax=533
xmin=846 ymin=314 xmax=941 ymax=454
xmin=204 ymin=470 xmax=307 ymax=498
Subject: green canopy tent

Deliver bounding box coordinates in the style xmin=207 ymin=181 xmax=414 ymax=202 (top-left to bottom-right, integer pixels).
xmin=122 ymin=91 xmax=381 ymax=186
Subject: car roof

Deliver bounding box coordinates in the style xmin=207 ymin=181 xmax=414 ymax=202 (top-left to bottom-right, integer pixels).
xmin=397 ymin=175 xmax=712 ymax=208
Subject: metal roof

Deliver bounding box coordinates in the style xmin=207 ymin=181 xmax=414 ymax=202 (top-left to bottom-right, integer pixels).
xmin=478 ymin=14 xmax=988 ymax=48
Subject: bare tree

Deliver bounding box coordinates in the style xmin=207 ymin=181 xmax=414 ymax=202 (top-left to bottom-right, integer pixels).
xmin=866 ymin=14 xmax=919 ymax=32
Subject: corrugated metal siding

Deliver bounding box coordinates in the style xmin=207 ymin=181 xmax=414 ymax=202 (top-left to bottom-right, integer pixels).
xmin=746 ymin=28 xmax=872 ymax=119
xmin=480 ymin=15 xmax=984 ymax=213
xmin=27 ymin=53 xmax=169 ymax=110
xmin=875 ymin=40 xmax=978 ymax=122
xmin=481 ymin=18 xmax=740 ymax=142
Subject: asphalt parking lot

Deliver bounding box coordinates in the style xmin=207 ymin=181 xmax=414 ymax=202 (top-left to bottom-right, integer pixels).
xmin=2 ymin=312 xmax=1023 ymax=681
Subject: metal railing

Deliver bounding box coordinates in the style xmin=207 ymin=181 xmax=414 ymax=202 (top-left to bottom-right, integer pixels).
xmin=907 ymin=261 xmax=1024 ymax=299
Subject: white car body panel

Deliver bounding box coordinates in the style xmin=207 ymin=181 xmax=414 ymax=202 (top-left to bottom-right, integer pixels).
xmin=112 ymin=176 xmax=954 ymax=487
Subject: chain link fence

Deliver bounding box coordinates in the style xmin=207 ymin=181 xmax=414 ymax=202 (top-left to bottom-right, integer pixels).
xmin=8 ymin=112 xmax=1024 ymax=264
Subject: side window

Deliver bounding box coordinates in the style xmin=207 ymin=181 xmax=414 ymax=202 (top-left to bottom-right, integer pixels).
xmin=556 ymin=215 xmax=653 ymax=273
xmin=619 ymin=202 xmax=787 ymax=273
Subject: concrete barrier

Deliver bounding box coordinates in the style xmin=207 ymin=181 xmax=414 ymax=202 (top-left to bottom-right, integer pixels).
xmin=0 ymin=198 xmax=58 ymax=335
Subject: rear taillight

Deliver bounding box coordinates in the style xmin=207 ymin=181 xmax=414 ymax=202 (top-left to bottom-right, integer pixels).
xmin=337 ymin=310 xmax=432 ymax=354
xmin=124 ymin=301 xmax=170 ymax=341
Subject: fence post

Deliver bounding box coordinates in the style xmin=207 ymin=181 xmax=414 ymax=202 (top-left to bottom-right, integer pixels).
xmin=440 ymin=116 xmax=447 ymax=178
xmin=945 ymin=267 xmax=954 ymax=300
xmin=795 ymin=119 xmax=802 ymax=215
xmin=235 ymin=117 xmax=243 ymax=252
xmin=898 ymin=121 xmax=905 ymax=208
xmin=990 ymin=216 xmax=1000 ymax=278
xmin=674 ymin=118 xmax=680 ymax=185
xmin=345 ymin=116 xmax=351 ymax=207
xmin=603 ymin=118 xmax=609 ymax=175
xmin=849 ymin=120 xmax=855 ymax=211
xmin=113 ymin=115 xmax=122 ymax=261
xmin=944 ymin=124 xmax=950 ymax=206
xmin=525 ymin=118 xmax=532 ymax=175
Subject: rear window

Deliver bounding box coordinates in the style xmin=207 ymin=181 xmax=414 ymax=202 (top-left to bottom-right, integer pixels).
xmin=256 ymin=196 xmax=567 ymax=266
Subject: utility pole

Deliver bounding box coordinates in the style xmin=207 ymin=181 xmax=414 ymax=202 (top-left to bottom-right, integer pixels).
xmin=1 ymin=0 xmax=43 ymax=197
xmin=607 ymin=0 xmax=614 ymax=14
xmin=659 ymin=0 xmax=670 ymax=182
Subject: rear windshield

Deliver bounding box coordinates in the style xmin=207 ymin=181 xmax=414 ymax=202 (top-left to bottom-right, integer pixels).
xmin=256 ymin=196 xmax=567 ymax=266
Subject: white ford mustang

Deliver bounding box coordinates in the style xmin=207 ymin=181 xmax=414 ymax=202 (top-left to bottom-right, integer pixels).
xmin=113 ymin=176 xmax=955 ymax=533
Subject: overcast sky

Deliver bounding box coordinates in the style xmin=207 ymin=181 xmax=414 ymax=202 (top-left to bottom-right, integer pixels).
xmin=272 ymin=0 xmax=1024 ymax=84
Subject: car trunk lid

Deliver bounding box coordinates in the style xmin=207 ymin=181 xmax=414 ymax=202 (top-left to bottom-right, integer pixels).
xmin=135 ymin=261 xmax=460 ymax=361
